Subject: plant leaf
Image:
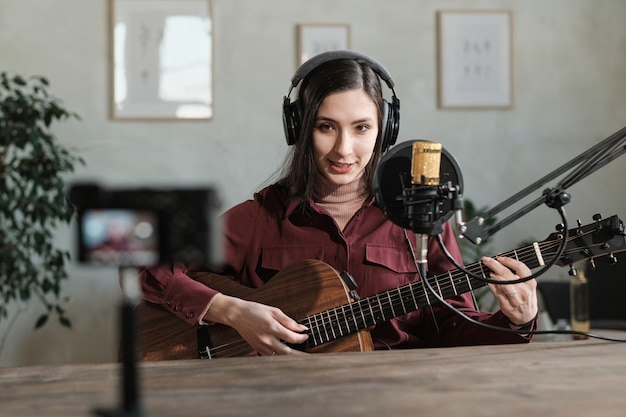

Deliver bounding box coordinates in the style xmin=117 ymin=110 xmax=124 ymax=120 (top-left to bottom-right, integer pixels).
xmin=34 ymin=314 xmax=49 ymax=329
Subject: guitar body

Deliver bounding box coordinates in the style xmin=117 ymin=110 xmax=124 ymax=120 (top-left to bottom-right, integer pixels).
xmin=134 ymin=259 xmax=373 ymax=361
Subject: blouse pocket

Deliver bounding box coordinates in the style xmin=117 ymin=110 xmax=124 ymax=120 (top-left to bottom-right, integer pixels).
xmin=360 ymin=243 xmax=419 ymax=297
xmin=364 ymin=244 xmax=418 ymax=274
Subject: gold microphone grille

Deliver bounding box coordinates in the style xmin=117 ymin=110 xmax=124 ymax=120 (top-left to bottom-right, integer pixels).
xmin=411 ymin=141 xmax=442 ymax=185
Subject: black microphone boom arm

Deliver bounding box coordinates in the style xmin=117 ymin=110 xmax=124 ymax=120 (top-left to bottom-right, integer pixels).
xmin=460 ymin=125 xmax=626 ymax=244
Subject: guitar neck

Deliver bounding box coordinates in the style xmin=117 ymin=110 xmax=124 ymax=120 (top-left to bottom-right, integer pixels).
xmin=302 ymin=242 xmax=545 ymax=347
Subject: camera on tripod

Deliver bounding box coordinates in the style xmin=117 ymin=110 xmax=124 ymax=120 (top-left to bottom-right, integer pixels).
xmin=68 ymin=183 xmax=222 ymax=267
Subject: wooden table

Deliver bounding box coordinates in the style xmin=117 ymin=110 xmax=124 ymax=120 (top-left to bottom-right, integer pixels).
xmin=1 ymin=335 xmax=625 ymax=417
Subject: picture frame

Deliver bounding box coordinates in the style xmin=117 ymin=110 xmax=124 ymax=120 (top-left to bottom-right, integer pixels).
xmin=436 ymin=10 xmax=513 ymax=109
xmin=297 ymin=24 xmax=351 ymax=65
xmin=109 ymin=0 xmax=213 ymax=120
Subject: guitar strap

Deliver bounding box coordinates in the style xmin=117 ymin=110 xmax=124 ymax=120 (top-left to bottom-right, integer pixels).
xmin=340 ymin=271 xmax=361 ymax=301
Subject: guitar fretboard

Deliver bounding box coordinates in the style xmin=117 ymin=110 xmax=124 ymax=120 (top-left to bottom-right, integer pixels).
xmin=302 ymin=242 xmax=546 ymax=347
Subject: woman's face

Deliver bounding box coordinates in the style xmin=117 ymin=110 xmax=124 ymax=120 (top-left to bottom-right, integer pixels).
xmin=311 ymin=88 xmax=379 ymax=186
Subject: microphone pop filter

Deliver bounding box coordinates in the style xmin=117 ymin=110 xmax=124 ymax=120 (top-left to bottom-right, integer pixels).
xmin=373 ymin=140 xmax=463 ymax=229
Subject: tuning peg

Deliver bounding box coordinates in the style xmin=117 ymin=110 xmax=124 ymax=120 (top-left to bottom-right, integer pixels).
xmin=568 ymin=265 xmax=578 ymax=276
xmin=593 ymin=213 xmax=602 ymax=221
xmin=555 ymin=223 xmax=565 ymax=232
xmin=576 ymin=219 xmax=584 ymax=235
xmin=588 ymin=258 xmax=596 ymax=270
xmin=608 ymin=253 xmax=618 ymax=265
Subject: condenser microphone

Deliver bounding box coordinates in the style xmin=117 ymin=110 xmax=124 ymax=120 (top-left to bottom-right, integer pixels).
xmin=373 ymin=139 xmax=464 ymax=274
xmin=409 ymin=141 xmax=442 ymax=266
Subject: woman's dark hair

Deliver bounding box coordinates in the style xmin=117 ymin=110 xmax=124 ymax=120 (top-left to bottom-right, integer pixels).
xmin=277 ymin=58 xmax=385 ymax=200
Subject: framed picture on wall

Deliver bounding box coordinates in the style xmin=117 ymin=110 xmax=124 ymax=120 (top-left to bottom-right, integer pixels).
xmin=436 ymin=10 xmax=513 ymax=109
xmin=297 ymin=24 xmax=351 ymax=65
xmin=109 ymin=0 xmax=213 ymax=120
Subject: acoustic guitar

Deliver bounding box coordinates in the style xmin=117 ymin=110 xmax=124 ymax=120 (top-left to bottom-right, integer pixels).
xmin=133 ymin=215 xmax=625 ymax=361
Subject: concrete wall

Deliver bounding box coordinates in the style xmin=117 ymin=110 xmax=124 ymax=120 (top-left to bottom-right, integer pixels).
xmin=1 ymin=0 xmax=625 ymax=366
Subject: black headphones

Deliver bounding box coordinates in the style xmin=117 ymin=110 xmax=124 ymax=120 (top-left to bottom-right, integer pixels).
xmin=282 ymin=50 xmax=400 ymax=152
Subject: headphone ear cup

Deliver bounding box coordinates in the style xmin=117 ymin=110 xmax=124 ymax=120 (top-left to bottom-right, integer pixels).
xmin=380 ymin=99 xmax=400 ymax=153
xmin=283 ymin=98 xmax=302 ymax=146
xmin=382 ymin=96 xmax=400 ymax=152
xmin=380 ymin=99 xmax=390 ymax=152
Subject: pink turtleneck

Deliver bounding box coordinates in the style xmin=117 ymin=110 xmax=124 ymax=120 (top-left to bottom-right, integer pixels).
xmin=313 ymin=175 xmax=369 ymax=231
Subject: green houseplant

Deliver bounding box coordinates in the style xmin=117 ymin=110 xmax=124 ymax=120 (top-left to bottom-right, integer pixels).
xmin=0 ymin=72 xmax=83 ymax=330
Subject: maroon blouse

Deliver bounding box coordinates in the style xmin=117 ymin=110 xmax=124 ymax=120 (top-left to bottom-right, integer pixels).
xmin=139 ymin=184 xmax=532 ymax=349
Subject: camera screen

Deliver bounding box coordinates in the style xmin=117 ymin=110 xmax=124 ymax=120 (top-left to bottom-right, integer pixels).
xmin=79 ymin=209 xmax=159 ymax=266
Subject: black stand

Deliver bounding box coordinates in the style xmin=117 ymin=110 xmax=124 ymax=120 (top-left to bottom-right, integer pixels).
xmin=94 ymin=268 xmax=144 ymax=417
xmin=460 ymin=125 xmax=626 ymax=244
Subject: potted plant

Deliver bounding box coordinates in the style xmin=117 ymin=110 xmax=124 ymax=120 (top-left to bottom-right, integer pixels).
xmin=0 ymin=72 xmax=84 ymax=331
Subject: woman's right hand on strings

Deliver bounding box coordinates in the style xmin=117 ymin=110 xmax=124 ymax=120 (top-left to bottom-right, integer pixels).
xmin=204 ymin=293 xmax=309 ymax=356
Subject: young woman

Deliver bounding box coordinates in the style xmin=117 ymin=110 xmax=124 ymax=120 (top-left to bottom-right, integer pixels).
xmin=139 ymin=51 xmax=538 ymax=356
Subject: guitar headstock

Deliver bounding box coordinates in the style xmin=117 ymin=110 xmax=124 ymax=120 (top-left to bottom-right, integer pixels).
xmin=543 ymin=214 xmax=626 ymax=268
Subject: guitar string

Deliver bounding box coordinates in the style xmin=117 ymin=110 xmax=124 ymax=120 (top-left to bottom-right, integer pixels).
xmin=203 ymin=232 xmax=598 ymax=357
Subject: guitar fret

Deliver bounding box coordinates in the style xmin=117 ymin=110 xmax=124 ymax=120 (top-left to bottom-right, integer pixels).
xmin=386 ymin=291 xmax=395 ymax=317
xmin=379 ymin=292 xmax=393 ymax=321
xmin=408 ymin=283 xmax=419 ymax=311
xmin=357 ymin=301 xmax=367 ymax=329
xmin=376 ymin=296 xmax=384 ymax=322
xmin=435 ymin=277 xmax=442 ymax=297
xmin=478 ymin=262 xmax=487 ymax=279
xmin=414 ymin=282 xmax=428 ymax=307
xmin=316 ymin=312 xmax=326 ymax=344
xmin=318 ymin=312 xmax=327 ymax=343
xmin=399 ymin=287 xmax=415 ymax=312
xmin=325 ymin=310 xmax=335 ymax=341
xmin=347 ymin=301 xmax=358 ymax=334
xmin=334 ymin=308 xmax=344 ymax=337
xmin=396 ymin=287 xmax=407 ymax=313
xmin=364 ymin=300 xmax=375 ymax=327
xmin=315 ymin=313 xmax=325 ymax=344
xmin=465 ymin=273 xmax=473 ymax=291
xmin=450 ymin=272 xmax=458 ymax=295
xmin=339 ymin=305 xmax=349 ymax=337
xmin=420 ymin=278 xmax=432 ymax=306
xmin=309 ymin=314 xmax=321 ymax=346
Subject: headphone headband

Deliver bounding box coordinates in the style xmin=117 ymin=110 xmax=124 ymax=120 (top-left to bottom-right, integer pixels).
xmin=290 ymin=50 xmax=395 ymax=90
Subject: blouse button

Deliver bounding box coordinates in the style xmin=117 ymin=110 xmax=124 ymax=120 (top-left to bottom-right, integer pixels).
xmin=175 ymin=304 xmax=183 ymax=312
xmin=186 ymin=311 xmax=195 ymax=319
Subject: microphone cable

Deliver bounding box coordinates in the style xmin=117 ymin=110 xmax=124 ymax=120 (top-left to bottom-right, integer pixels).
xmin=438 ymin=206 xmax=570 ymax=286
xmin=404 ymin=228 xmax=626 ymax=342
